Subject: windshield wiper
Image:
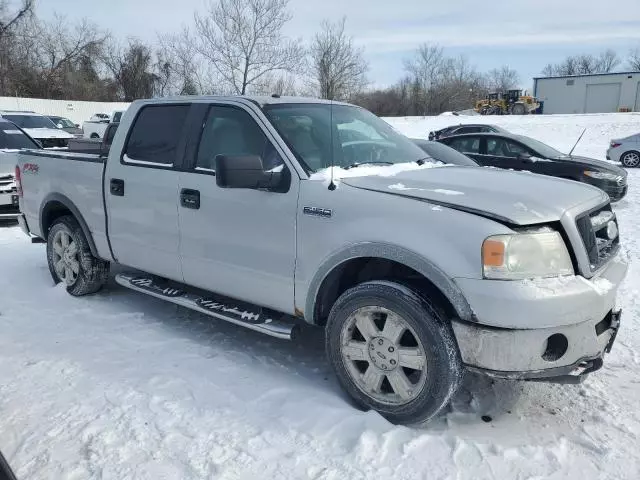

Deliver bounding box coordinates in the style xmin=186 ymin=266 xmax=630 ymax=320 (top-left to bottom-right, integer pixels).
xmin=344 ymin=161 xmax=393 ymax=170
xmin=416 ymin=157 xmax=433 ymax=165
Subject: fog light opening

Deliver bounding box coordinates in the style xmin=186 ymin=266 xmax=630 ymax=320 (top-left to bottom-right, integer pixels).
xmin=542 ymin=334 xmax=568 ymax=362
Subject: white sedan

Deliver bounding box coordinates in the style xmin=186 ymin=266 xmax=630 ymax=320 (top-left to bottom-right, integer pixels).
xmin=607 ymin=133 xmax=640 ymax=167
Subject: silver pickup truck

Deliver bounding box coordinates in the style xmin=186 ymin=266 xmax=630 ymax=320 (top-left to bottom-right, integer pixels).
xmin=15 ymin=96 xmax=627 ymax=425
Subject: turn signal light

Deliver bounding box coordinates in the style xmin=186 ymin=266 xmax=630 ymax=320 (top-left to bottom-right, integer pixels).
xmin=482 ymin=239 xmax=505 ymax=267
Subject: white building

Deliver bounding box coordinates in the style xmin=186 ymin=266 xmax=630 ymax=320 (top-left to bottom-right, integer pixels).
xmin=533 ymin=71 xmax=640 ymax=114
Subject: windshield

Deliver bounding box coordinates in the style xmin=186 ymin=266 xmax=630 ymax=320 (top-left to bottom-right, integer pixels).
xmin=50 ymin=117 xmax=76 ymax=128
xmin=415 ymin=140 xmax=478 ymax=166
xmin=0 ymin=122 xmax=40 ymax=149
xmin=517 ymin=135 xmax=565 ymax=158
xmin=3 ymin=114 xmax=57 ymax=129
xmin=263 ymin=103 xmax=427 ymax=172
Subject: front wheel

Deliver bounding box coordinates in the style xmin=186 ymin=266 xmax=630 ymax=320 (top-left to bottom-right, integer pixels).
xmin=47 ymin=215 xmax=109 ymax=296
xmin=326 ymin=281 xmax=463 ymax=426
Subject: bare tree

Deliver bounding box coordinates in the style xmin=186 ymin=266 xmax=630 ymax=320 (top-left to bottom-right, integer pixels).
xmin=487 ymin=65 xmax=520 ymax=91
xmin=542 ymin=49 xmax=620 ymax=76
xmin=103 ymin=39 xmax=159 ymax=101
xmin=404 ymin=43 xmax=444 ymax=91
xmin=0 ymin=0 xmax=34 ymax=94
xmin=0 ymin=0 xmax=33 ymax=36
xmin=628 ymin=46 xmax=640 ymax=71
xmin=309 ymin=17 xmax=368 ymax=100
xmin=30 ymin=15 xmax=108 ymax=97
xmin=193 ymin=0 xmax=304 ymax=95
xmin=158 ymin=28 xmax=214 ymax=95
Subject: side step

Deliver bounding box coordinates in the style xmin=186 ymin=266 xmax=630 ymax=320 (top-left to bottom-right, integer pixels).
xmin=115 ymin=273 xmax=299 ymax=340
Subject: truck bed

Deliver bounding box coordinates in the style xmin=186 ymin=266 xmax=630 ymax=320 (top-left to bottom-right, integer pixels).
xmin=17 ymin=149 xmax=111 ymax=258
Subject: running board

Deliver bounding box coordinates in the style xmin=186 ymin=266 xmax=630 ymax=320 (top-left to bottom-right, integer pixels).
xmin=115 ymin=273 xmax=299 ymax=340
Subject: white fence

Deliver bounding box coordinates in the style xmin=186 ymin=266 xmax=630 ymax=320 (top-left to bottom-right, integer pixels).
xmin=0 ymin=97 xmax=131 ymax=125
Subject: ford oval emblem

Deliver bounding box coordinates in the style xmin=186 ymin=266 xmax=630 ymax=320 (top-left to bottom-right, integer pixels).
xmin=606 ymin=221 xmax=618 ymax=240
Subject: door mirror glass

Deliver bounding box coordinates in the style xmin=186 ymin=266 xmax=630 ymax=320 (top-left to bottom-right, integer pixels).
xmin=518 ymin=152 xmax=532 ymax=160
xmin=57 ymin=123 xmax=64 ymax=129
xmin=215 ymin=155 xmax=284 ymax=190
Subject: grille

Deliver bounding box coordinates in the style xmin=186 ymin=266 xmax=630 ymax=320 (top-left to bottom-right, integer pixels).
xmin=576 ymin=203 xmax=619 ymax=271
xmin=40 ymin=138 xmax=69 ymax=148
xmin=0 ymin=174 xmax=16 ymax=194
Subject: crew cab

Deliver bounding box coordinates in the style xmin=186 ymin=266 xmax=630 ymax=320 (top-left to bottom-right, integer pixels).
xmin=15 ymin=96 xmax=627 ymax=425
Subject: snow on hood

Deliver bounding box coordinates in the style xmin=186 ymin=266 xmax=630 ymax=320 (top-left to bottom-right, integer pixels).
xmin=22 ymin=128 xmax=74 ymax=139
xmin=340 ymin=165 xmax=608 ymax=225
xmin=309 ymin=162 xmax=440 ymax=186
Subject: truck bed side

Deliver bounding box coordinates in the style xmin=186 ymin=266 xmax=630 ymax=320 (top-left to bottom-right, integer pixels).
xmin=17 ymin=150 xmax=112 ymax=261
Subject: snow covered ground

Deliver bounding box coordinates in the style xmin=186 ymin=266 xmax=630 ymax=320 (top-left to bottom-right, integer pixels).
xmin=1 ymin=113 xmax=640 ymax=479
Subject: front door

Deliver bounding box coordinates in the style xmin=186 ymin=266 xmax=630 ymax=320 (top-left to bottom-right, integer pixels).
xmin=105 ymin=103 xmax=191 ymax=281
xmin=474 ymin=136 xmax=531 ymax=171
xmin=177 ymin=102 xmax=298 ymax=314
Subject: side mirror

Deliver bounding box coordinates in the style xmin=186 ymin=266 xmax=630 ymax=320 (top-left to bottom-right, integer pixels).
xmin=215 ymin=155 xmax=283 ymax=190
xmin=57 ymin=123 xmax=64 ymax=129
xmin=75 ymin=124 xmax=80 ymax=128
xmin=518 ymin=152 xmax=532 ymax=161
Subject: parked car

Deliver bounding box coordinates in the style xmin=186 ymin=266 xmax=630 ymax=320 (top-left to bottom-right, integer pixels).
xmin=47 ymin=115 xmax=83 ymax=137
xmin=439 ymin=132 xmax=628 ymax=202
xmin=411 ymin=139 xmax=479 ymax=166
xmin=15 ymin=96 xmax=626 ymax=426
xmin=83 ymin=110 xmax=125 ymax=139
xmin=0 ymin=111 xmax=75 ymax=148
xmin=607 ymin=133 xmax=640 ymax=167
xmin=0 ymin=117 xmax=40 ymax=219
xmin=428 ymin=124 xmax=507 ymax=141
xmin=68 ymin=122 xmax=119 ymax=155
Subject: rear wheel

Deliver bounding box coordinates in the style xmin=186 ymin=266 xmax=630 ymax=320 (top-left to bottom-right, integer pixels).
xmin=47 ymin=215 xmax=109 ymax=296
xmin=621 ymin=151 xmax=640 ymax=168
xmin=326 ymin=281 xmax=463 ymax=426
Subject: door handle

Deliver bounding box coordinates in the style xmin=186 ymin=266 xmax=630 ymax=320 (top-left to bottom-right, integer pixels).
xmin=110 ymin=178 xmax=124 ymax=196
xmin=180 ymin=189 xmax=200 ymax=209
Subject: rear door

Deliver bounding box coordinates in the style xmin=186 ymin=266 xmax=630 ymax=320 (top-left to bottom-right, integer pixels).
xmin=444 ymin=136 xmax=484 ymax=164
xmin=473 ymin=136 xmax=531 ymax=171
xmin=105 ymin=103 xmax=191 ymax=281
xmin=176 ymin=101 xmax=299 ymax=314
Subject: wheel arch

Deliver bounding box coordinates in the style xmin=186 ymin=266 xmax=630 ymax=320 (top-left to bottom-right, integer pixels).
xmin=304 ymin=243 xmax=475 ymax=327
xmin=39 ymin=193 xmax=99 ymax=257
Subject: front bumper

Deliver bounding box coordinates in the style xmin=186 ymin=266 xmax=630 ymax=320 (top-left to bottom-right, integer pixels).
xmin=0 ymin=193 xmax=20 ymax=219
xmin=451 ymin=256 xmax=627 ymax=378
xmin=460 ymin=309 xmax=621 ymax=383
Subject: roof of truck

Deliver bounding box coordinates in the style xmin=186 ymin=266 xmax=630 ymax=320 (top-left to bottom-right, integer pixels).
xmin=132 ymin=95 xmax=352 ymax=108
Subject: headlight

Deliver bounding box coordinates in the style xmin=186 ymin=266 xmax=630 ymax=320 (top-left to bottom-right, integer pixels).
xmin=584 ymin=170 xmax=619 ymax=181
xmin=482 ymin=231 xmax=573 ymax=280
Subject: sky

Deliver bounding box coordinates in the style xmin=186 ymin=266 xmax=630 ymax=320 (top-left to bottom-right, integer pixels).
xmin=35 ymin=0 xmax=640 ymax=90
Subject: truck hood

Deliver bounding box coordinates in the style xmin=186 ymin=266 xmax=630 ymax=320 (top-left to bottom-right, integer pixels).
xmin=341 ymin=166 xmax=606 ymax=225
xmin=22 ymin=128 xmax=74 ymax=139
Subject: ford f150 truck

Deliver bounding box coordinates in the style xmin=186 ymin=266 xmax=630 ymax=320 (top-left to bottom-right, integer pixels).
xmin=14 ymin=96 xmax=628 ymax=425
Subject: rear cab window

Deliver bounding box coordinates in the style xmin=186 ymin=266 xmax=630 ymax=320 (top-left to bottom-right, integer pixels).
xmin=123 ymin=105 xmax=190 ymax=166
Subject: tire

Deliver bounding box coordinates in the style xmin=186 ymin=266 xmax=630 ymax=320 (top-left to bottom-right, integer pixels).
xmin=511 ymin=103 xmax=526 ymax=115
xmin=325 ymin=280 xmax=464 ymax=426
xmin=46 ymin=215 xmax=109 ymax=296
xmin=621 ymin=151 xmax=640 ymax=168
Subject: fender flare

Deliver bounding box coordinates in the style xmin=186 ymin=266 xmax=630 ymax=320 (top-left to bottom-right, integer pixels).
xmin=304 ymin=242 xmax=476 ymax=324
xmin=39 ymin=193 xmax=100 ymax=257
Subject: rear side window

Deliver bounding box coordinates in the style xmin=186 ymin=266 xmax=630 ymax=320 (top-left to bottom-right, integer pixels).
xmin=448 ymin=137 xmax=480 ymax=154
xmin=124 ymin=105 xmax=189 ymax=165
